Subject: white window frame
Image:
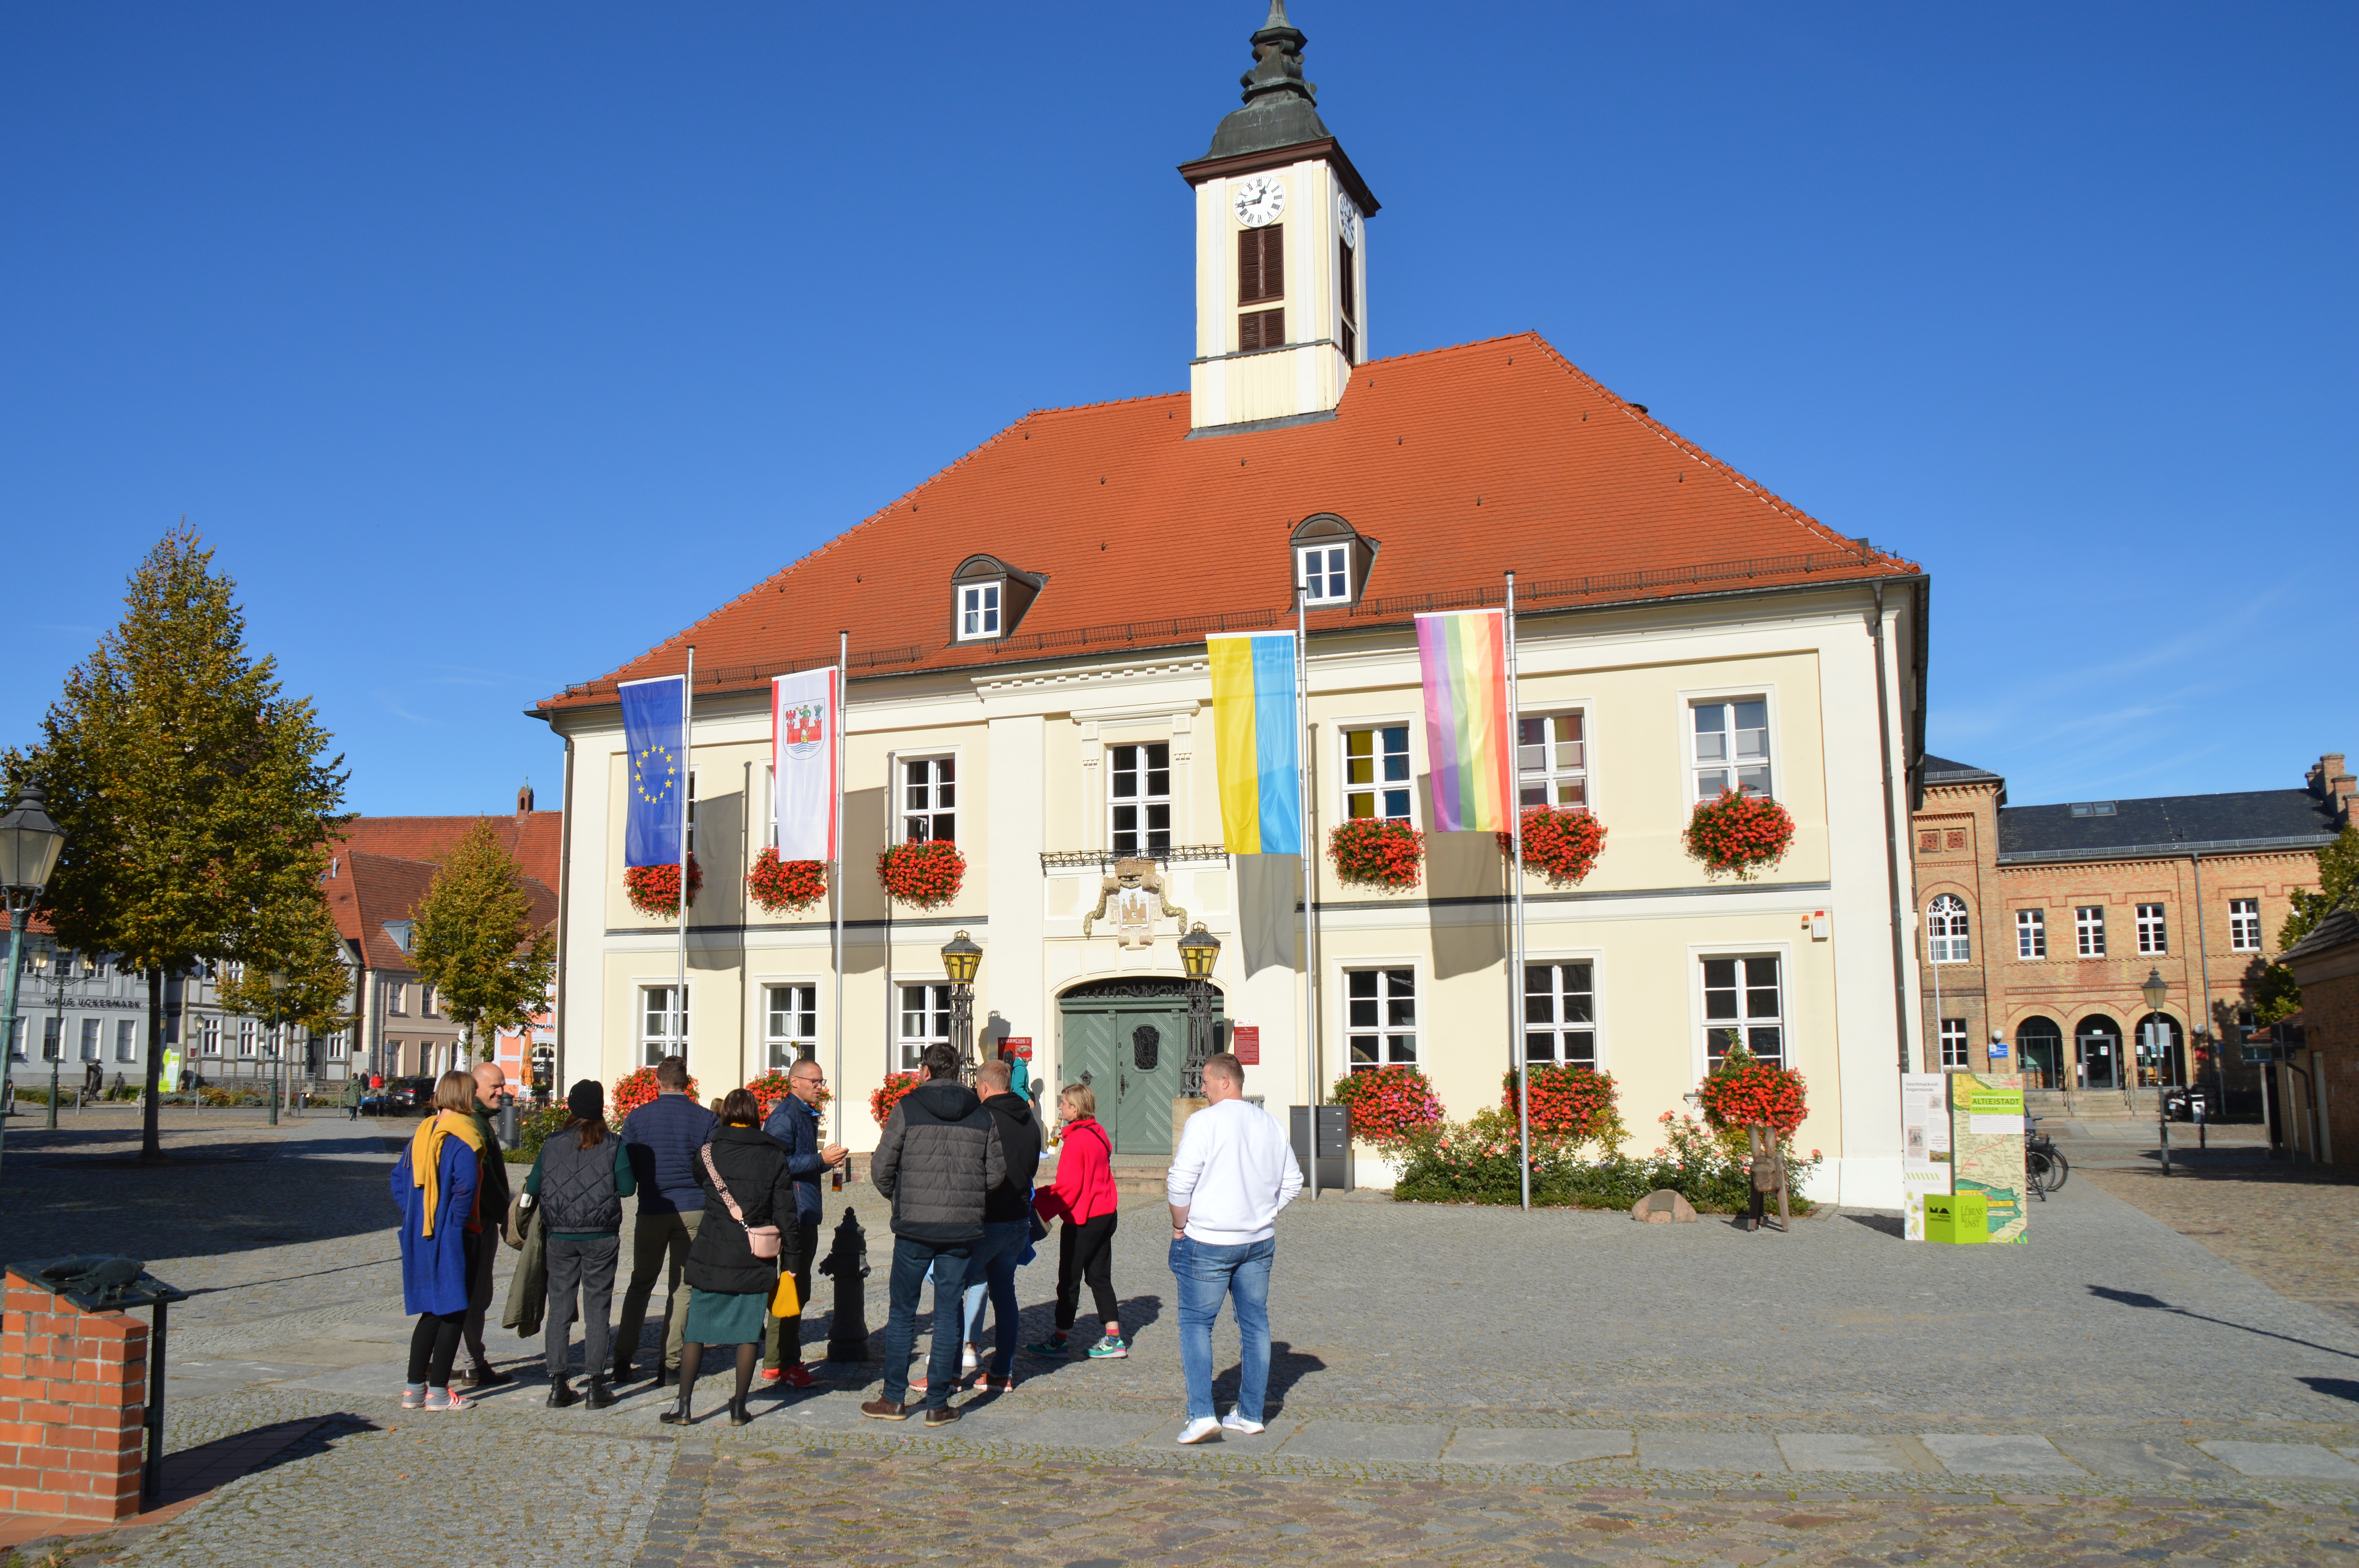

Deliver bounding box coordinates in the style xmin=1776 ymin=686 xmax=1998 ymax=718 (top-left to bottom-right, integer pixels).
xmin=957 ymin=581 xmax=1002 ymax=640
xmin=2230 ymin=898 xmax=2262 ymax=953
xmin=639 ymin=983 xmax=689 ymax=1067
xmin=1298 ymin=544 xmax=1350 ymax=606
xmin=237 ymin=1020 xmax=256 ymax=1058
xmin=1342 ymin=964 xmax=1418 ymax=1072
xmin=2135 ymin=902 xmax=2168 ymax=956
xmin=79 ymin=1018 xmax=102 ymax=1062
xmin=42 ymin=1018 xmax=62 ymax=1062
xmin=1939 ymin=1018 xmax=1971 ymax=1069
xmin=2017 ymin=908 xmax=2047 ymax=960
xmin=1927 ymin=894 xmax=1971 ymax=964
xmin=1339 ymin=720 xmax=1416 ymax=824
xmin=1522 ymin=957 xmax=1600 ymax=1068
xmin=894 ymin=751 xmax=959 ymax=845
xmin=198 ymin=1016 xmax=221 ymax=1056
xmin=7 ymin=1016 xmax=22 ymax=1060
xmin=324 ymin=1029 xmax=346 ymax=1061
xmin=1691 ymin=944 xmax=1791 ymax=1076
xmin=1681 ymin=686 xmax=1777 ymax=804
xmin=115 ymin=1019 xmax=137 ymax=1062
xmin=385 ymin=979 xmax=405 ymax=1015
xmin=765 ymin=982 xmax=819 ymax=1070
xmin=1516 ymin=709 xmax=1590 ymax=810
xmin=897 ymin=981 xmax=952 ymax=1072
xmin=2076 ymin=905 xmax=2107 ymax=958
xmin=1107 ymin=741 xmax=1173 ymax=857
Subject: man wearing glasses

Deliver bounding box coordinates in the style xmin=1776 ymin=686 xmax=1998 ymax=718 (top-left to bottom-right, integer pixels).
xmin=760 ymin=1058 xmax=849 ymax=1387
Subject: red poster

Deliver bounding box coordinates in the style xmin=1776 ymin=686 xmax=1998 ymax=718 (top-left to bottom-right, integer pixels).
xmin=1003 ymin=1036 xmax=1033 ymax=1061
xmin=1232 ymin=1025 xmax=1260 ymax=1065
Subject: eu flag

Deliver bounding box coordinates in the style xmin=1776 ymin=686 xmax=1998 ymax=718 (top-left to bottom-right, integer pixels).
xmin=620 ymin=675 xmax=686 ymax=867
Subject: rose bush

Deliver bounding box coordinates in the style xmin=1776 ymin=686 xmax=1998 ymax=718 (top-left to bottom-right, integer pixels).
xmin=1328 ymin=817 xmax=1425 ymax=889
xmin=625 ymin=856 xmax=703 ymax=916
xmin=746 ymin=848 xmax=827 ymax=914
xmin=877 ymin=840 xmax=965 ymax=908
xmin=1498 ymin=805 xmax=1608 ymax=886
xmin=1683 ymin=789 xmax=1794 ymax=880
xmin=1329 ymin=1065 xmax=1445 ymax=1147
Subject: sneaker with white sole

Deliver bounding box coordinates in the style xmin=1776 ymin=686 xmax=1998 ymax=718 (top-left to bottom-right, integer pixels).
xmin=1176 ymin=1416 xmax=1222 ymax=1445
xmin=422 ymin=1386 xmax=472 ymax=1412
xmin=1220 ymin=1411 xmax=1265 ymax=1435
xmin=961 ymin=1345 xmax=979 ymax=1372
xmin=400 ymin=1383 xmax=427 ymax=1410
xmin=1086 ymin=1335 xmax=1129 ymax=1359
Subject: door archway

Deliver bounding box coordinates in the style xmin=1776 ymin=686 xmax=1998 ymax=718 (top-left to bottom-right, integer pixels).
xmin=2076 ymin=1013 xmax=2124 ymax=1091
xmin=1055 ymin=978 xmax=1227 ymax=1157
xmin=2014 ymin=1016 xmax=2064 ymax=1090
xmin=2135 ymin=1012 xmax=2185 ymax=1087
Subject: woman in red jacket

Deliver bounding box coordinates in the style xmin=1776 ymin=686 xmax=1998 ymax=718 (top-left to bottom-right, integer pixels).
xmin=1029 ymin=1082 xmax=1125 ymax=1359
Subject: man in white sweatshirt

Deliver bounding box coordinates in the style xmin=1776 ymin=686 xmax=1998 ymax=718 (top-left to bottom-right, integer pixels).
xmin=1165 ymin=1050 xmax=1304 ymax=1445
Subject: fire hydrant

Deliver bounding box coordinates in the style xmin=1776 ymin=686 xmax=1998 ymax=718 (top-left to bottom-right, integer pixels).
xmin=817 ymin=1207 xmax=872 ymax=1365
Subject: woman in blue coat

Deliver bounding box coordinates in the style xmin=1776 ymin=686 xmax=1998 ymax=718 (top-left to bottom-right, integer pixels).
xmin=391 ymin=1071 xmax=488 ymax=1410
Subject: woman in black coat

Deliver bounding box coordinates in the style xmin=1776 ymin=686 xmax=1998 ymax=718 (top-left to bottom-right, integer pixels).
xmin=663 ymin=1087 xmax=798 ymax=1426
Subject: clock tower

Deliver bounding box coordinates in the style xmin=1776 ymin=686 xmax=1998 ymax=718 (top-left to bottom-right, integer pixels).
xmin=1179 ymin=1 xmax=1379 ymax=434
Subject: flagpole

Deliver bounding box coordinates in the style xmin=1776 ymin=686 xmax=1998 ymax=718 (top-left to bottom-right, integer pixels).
xmin=1298 ymin=594 xmax=1319 ymax=1201
xmin=833 ymin=630 xmax=848 ymax=1147
xmin=1505 ymin=576 xmax=1530 ymax=1212
xmin=678 ymin=646 xmax=694 ymax=1079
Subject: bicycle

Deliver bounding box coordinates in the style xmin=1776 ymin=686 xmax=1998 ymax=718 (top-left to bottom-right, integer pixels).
xmin=2024 ymin=1119 xmax=2069 ymax=1196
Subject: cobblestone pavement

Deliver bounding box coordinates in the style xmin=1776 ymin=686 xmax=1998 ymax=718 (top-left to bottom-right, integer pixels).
xmin=2081 ymin=1156 xmax=2359 ymax=1333
xmin=7 ymin=1107 xmax=2359 ymax=1566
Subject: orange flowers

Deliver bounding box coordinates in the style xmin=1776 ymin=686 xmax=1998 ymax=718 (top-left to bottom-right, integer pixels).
xmin=1328 ymin=818 xmax=1425 ymax=889
xmin=1683 ymin=790 xmax=1795 ymax=880
xmin=1501 ymin=1064 xmax=1618 ymax=1141
xmin=1696 ymin=1044 xmax=1809 ymax=1135
xmin=1498 ymin=806 xmax=1608 ymax=885
xmin=611 ymin=1065 xmax=697 ymax=1121
xmin=1329 ymin=1065 xmax=1445 ymax=1147
xmin=624 ymin=855 xmax=702 ymax=915
xmin=747 ymin=848 xmax=828 ymax=914
xmin=877 ymin=841 xmax=965 ymax=908
xmin=870 ymin=1072 xmax=918 ymax=1127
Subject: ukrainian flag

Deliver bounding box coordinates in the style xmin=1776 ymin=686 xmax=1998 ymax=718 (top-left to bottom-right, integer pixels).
xmin=1207 ymin=631 xmax=1302 ymax=855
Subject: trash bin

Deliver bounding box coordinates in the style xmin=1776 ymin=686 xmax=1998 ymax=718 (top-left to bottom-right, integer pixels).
xmin=1289 ymin=1105 xmax=1352 ymax=1193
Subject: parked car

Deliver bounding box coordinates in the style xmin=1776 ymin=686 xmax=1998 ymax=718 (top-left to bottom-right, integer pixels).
xmin=368 ymin=1076 xmax=438 ymax=1116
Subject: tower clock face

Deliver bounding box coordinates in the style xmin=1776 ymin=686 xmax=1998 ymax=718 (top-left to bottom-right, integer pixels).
xmin=1336 ymin=194 xmax=1359 ymax=245
xmin=1233 ymin=174 xmax=1286 ymax=228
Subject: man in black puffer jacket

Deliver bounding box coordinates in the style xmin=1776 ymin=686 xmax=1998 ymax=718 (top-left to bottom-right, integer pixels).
xmin=863 ymin=1043 xmax=1005 ymax=1424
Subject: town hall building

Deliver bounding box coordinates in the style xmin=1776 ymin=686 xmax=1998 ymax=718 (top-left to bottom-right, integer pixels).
xmin=534 ymin=2 xmax=1933 ymax=1206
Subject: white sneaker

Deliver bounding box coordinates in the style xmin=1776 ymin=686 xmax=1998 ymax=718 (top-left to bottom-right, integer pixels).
xmin=961 ymin=1345 xmax=979 ymax=1372
xmin=1176 ymin=1416 xmax=1222 ymax=1445
xmin=1220 ymin=1410 xmax=1265 ymax=1435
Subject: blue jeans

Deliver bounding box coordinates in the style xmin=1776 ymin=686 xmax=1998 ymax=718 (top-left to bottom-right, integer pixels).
xmin=1170 ymin=1234 xmax=1276 ymax=1423
xmin=882 ymin=1237 xmax=970 ymax=1410
xmin=960 ymin=1220 xmax=1029 ymax=1377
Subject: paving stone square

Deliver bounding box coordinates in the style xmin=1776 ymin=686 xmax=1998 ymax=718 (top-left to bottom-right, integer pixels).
xmin=1920 ymin=1433 xmax=2088 ymax=1475
xmin=1279 ymin=1418 xmax=1450 ymax=1462
xmin=2053 ymin=1435 xmax=2241 ymax=1481
xmin=1636 ymin=1431 xmax=1786 ymax=1472
xmin=1775 ymin=1432 xmax=1909 ymax=1471
xmin=1442 ymin=1426 xmax=1632 ymax=1465
xmin=2200 ymin=1440 xmax=2359 ymax=1481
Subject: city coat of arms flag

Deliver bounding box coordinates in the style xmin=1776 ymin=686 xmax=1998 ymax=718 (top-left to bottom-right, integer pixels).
xmin=771 ymin=667 xmax=839 ymax=862
xmin=620 ymin=674 xmax=687 ymax=868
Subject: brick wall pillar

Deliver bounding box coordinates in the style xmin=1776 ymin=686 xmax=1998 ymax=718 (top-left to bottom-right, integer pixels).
xmin=0 ymin=1270 xmax=149 ymax=1521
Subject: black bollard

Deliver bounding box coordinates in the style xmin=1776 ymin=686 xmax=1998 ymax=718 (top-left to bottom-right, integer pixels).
xmin=817 ymin=1207 xmax=872 ymax=1365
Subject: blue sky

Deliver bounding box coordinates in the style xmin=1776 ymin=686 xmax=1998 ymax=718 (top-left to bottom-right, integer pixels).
xmin=3 ymin=3 xmax=2351 ymax=817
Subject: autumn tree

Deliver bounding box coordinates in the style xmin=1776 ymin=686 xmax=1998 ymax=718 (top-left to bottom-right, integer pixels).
xmin=216 ymin=886 xmax=356 ymax=1059
xmin=410 ymin=820 xmax=555 ymax=1061
xmin=1 ymin=529 xmax=347 ymax=1159
xmin=2252 ymin=822 xmax=2359 ymax=1024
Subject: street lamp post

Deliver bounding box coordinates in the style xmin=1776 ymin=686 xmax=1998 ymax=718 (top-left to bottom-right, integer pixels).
xmin=938 ymin=931 xmax=982 ymax=1083
xmin=266 ymin=972 xmax=287 ymax=1128
xmin=2143 ymin=967 xmax=2171 ymax=1177
xmin=0 ymin=786 xmax=70 ymax=1175
xmin=1178 ymin=922 xmax=1222 ymax=1098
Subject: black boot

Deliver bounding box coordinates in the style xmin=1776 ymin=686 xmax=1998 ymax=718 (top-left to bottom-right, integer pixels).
xmin=584 ymin=1376 xmax=616 ymax=1410
xmin=546 ymin=1376 xmax=579 ymax=1408
xmin=658 ymin=1389 xmax=693 ymax=1425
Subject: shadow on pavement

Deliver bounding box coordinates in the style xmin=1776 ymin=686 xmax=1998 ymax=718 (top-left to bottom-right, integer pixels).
xmin=1212 ymin=1339 xmax=1325 ymax=1410
xmin=2299 ymin=1377 xmax=2359 ymax=1405
xmin=2086 ymin=1284 xmax=2359 ymax=1360
xmin=1843 ymin=1212 xmax=1906 ymax=1240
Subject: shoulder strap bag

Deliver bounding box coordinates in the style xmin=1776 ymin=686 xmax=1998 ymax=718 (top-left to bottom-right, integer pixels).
xmin=700 ymin=1143 xmax=783 ymax=1259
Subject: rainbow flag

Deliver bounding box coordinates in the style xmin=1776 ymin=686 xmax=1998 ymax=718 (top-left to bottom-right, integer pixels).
xmin=1207 ymin=631 xmax=1302 ymax=855
xmin=1417 ymin=609 xmax=1511 ymax=832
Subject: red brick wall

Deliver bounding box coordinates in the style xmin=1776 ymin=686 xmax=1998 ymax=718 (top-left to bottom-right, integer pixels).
xmin=2297 ymin=968 xmax=2359 ymax=1170
xmin=0 ymin=1272 xmax=148 ymax=1521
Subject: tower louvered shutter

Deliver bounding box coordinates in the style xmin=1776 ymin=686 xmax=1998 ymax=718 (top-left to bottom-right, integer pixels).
xmin=1238 ymin=225 xmax=1284 ymax=305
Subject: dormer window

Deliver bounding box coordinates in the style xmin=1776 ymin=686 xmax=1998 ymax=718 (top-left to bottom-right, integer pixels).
xmin=950 ymin=554 xmax=1045 ymax=643
xmin=1290 ymin=514 xmax=1378 ymax=609
xmin=960 ymin=583 xmax=1000 ymax=639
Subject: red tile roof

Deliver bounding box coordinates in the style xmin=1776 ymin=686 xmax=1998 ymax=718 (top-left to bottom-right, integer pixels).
xmin=333 ymin=812 xmax=562 ymax=893
xmin=540 ymin=332 xmax=1919 ymax=711
xmin=326 ymin=849 xmax=558 ymax=975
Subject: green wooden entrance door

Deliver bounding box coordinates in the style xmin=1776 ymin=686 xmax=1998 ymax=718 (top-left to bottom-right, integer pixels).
xmin=1056 ymin=981 xmax=1225 ymax=1157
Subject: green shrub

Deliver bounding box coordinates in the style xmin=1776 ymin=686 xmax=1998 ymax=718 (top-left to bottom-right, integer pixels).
xmin=1392 ymin=1106 xmax=1818 ymax=1214
xmin=509 ymin=1102 xmax=572 ymax=1164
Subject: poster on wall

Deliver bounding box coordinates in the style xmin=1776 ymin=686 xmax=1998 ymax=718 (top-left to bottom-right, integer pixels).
xmin=1949 ymin=1070 xmax=2029 ymax=1243
xmin=1900 ymin=1073 xmax=1952 ymax=1241
xmin=1232 ymin=1025 xmax=1261 ymax=1065
xmin=1002 ymin=1036 xmax=1032 ymax=1061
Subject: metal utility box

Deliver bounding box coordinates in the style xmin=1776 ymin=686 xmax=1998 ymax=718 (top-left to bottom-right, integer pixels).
xmin=1923 ymin=1191 xmax=1988 ymax=1245
xmin=1290 ymin=1105 xmax=1352 ymax=1193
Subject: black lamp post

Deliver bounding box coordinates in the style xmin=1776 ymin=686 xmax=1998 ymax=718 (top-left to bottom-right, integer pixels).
xmin=266 ymin=971 xmax=287 ymax=1128
xmin=939 ymin=930 xmax=981 ymax=1080
xmin=2142 ymin=967 xmax=2171 ymax=1176
xmin=1179 ymin=922 xmax=1221 ymax=1098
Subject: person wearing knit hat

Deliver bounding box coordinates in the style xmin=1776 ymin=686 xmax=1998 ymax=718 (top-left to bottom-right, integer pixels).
xmin=524 ymin=1079 xmax=638 ymax=1409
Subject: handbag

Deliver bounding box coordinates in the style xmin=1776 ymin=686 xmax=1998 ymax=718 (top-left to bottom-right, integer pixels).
xmin=700 ymin=1144 xmax=783 ymax=1260
xmin=768 ymin=1268 xmax=801 ymax=1317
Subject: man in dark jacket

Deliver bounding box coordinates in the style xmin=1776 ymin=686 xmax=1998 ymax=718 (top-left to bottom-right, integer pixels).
xmin=965 ymin=1059 xmax=1042 ymax=1388
xmin=614 ymin=1056 xmax=720 ymax=1386
xmin=459 ymin=1062 xmax=516 ymax=1388
xmin=760 ymin=1058 xmax=846 ymax=1387
xmin=862 ymin=1043 xmax=1005 ymax=1425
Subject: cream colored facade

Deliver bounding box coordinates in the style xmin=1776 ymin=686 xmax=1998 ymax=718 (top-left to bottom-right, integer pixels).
xmin=548 ymin=582 xmax=1924 ymax=1208
xmin=1188 ymin=154 xmax=1367 ymax=431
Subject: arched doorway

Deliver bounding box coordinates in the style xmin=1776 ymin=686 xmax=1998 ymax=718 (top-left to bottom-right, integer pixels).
xmin=2015 ymin=1016 xmax=2063 ymax=1090
xmin=1056 ymin=978 xmax=1227 ymax=1156
xmin=2076 ymin=1013 xmax=2123 ymax=1091
xmin=2134 ymin=1013 xmax=2185 ymax=1087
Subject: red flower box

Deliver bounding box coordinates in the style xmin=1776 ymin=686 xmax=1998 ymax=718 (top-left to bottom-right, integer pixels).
xmin=743 ymin=1068 xmax=831 ymax=1123
xmin=1683 ymin=790 xmax=1795 ymax=881
xmin=1498 ymin=806 xmax=1608 ymax=886
xmin=871 ymin=1072 xmax=918 ymax=1128
xmin=1329 ymin=1065 xmax=1445 ymax=1148
xmin=611 ymin=1065 xmax=698 ymax=1122
xmin=1328 ymin=818 xmax=1424 ymax=889
xmin=877 ymin=840 xmax=965 ymax=908
xmin=1696 ymin=1044 xmax=1809 ymax=1136
xmin=747 ymin=848 xmax=827 ymax=914
xmin=1499 ymin=1063 xmax=1619 ymax=1142
xmin=625 ymin=856 xmax=702 ymax=916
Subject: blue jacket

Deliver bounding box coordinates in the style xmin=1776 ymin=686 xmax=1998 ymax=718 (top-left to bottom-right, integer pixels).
xmin=761 ymin=1094 xmax=827 ymax=1225
xmin=621 ymin=1093 xmax=719 ymax=1215
xmin=391 ymin=1134 xmax=480 ymax=1316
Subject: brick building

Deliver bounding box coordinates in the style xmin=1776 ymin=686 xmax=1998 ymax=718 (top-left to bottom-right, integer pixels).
xmin=2278 ymin=893 xmax=2357 ymax=1167
xmin=1909 ymin=751 xmax=2353 ymax=1112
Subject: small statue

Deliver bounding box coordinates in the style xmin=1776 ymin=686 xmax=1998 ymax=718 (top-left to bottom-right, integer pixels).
xmin=816 ymin=1207 xmax=872 ymax=1365
xmin=1083 ymin=858 xmax=1188 ymax=949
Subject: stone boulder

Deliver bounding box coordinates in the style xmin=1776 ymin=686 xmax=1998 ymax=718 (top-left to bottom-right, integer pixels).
xmin=1631 ymin=1189 xmax=1698 ymax=1224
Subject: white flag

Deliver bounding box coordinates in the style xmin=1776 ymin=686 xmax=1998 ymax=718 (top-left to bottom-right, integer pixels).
xmin=771 ymin=667 xmax=839 ymax=860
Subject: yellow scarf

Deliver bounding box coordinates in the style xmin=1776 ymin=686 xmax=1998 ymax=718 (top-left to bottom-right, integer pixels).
xmin=409 ymin=1109 xmax=487 ymax=1238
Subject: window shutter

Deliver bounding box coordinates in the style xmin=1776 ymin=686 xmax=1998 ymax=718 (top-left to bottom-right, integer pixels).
xmin=1263 ymin=225 xmax=1283 ymax=300
xmin=1237 ymin=227 xmax=1260 ymax=305
xmin=1238 ymin=225 xmax=1285 ymax=305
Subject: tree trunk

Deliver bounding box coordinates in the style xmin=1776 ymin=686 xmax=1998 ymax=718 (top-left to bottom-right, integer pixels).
xmin=140 ymin=967 xmax=166 ymax=1162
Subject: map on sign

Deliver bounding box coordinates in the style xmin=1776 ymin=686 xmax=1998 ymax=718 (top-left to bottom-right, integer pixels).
xmin=1948 ymin=1070 xmax=2028 ymax=1243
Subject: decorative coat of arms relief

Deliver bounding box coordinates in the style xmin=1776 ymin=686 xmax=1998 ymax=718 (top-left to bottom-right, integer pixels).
xmin=1083 ymin=858 xmax=1188 ymax=949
